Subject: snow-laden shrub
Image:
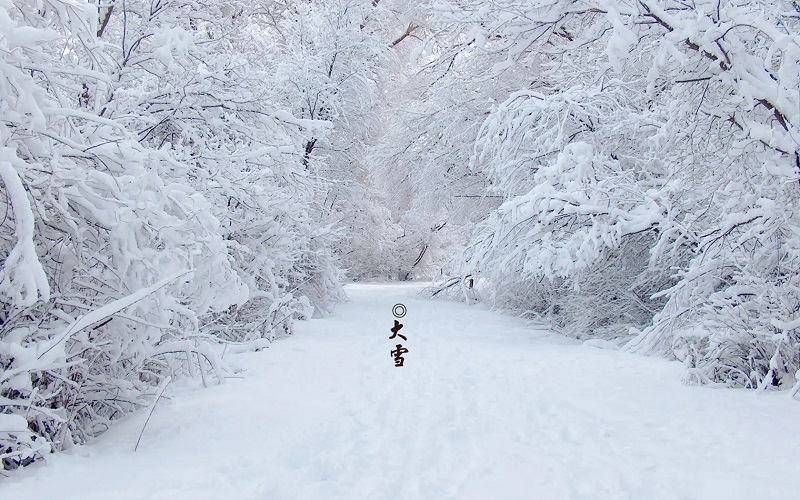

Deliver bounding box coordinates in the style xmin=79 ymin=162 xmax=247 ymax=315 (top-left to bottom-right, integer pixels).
xmin=1 ymin=0 xmax=345 ymax=471
xmin=104 ymin=0 xmax=346 ymax=323
xmin=439 ymin=0 xmax=800 ymax=389
xmin=627 ymin=170 xmax=800 ymax=390
xmin=0 ymin=0 xmax=245 ymax=461
xmin=462 ymin=133 xmax=675 ymax=341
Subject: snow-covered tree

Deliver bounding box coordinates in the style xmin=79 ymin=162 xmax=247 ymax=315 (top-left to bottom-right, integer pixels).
xmin=253 ymin=0 xmax=401 ymax=282
xmin=365 ymin=1 xmax=521 ymax=281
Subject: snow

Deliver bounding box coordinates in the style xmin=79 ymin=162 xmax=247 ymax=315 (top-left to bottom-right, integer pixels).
xmin=0 ymin=414 xmax=29 ymax=433
xmin=0 ymin=149 xmax=50 ymax=307
xmin=3 ymin=283 xmax=800 ymax=499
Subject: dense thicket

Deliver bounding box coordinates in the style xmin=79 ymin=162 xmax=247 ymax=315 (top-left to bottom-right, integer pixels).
xmin=412 ymin=0 xmax=800 ymax=391
xmin=0 ymin=0 xmax=396 ymax=471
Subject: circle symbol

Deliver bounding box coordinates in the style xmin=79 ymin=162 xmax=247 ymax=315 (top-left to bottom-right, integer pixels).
xmin=392 ymin=303 xmax=407 ymax=318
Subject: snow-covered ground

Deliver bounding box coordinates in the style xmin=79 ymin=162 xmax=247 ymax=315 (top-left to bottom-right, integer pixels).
xmin=3 ymin=283 xmax=800 ymax=499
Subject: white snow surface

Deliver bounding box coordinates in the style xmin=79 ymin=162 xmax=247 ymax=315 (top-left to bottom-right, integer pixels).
xmin=3 ymin=283 xmax=800 ymax=499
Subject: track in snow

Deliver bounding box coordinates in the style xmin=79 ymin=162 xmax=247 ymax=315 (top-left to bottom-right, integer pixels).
xmin=4 ymin=283 xmax=800 ymax=499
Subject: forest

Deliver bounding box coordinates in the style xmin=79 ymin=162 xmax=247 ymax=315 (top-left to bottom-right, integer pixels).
xmin=2 ymin=0 xmax=799 ymax=474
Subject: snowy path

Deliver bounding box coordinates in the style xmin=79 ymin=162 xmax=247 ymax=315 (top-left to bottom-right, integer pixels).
xmin=4 ymin=284 xmax=800 ymax=499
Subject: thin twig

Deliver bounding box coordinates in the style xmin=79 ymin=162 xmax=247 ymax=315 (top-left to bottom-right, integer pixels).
xmin=134 ymin=376 xmax=171 ymax=452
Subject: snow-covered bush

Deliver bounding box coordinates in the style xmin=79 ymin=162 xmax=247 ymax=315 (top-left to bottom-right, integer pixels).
xmin=0 ymin=0 xmax=345 ymax=472
xmin=103 ymin=0 xmax=347 ymax=319
xmin=433 ymin=0 xmax=800 ymax=389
